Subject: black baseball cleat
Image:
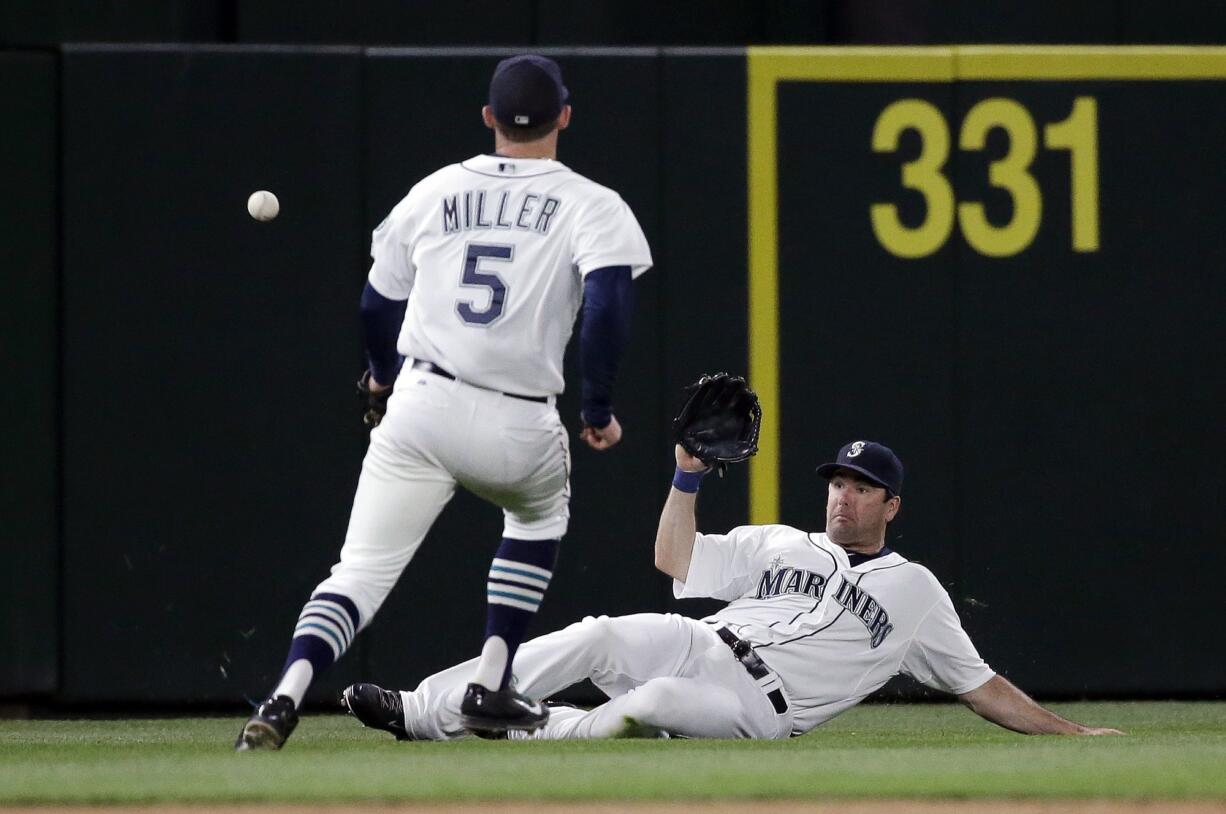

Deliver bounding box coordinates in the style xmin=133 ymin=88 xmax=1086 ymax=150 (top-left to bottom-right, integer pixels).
xmin=234 ymin=695 xmax=299 ymax=751
xmin=459 ymin=682 xmax=549 ymax=735
xmin=342 ymin=683 xmax=411 ymax=741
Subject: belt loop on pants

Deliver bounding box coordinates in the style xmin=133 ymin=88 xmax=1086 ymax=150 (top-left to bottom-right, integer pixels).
xmin=410 ymin=359 xmax=550 ymax=404
xmin=715 ymin=626 xmax=788 ymax=715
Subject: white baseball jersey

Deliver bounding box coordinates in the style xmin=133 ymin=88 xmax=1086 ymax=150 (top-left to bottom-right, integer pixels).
xmin=675 ymin=525 xmax=995 ymax=735
xmin=367 ymin=154 xmax=652 ymax=397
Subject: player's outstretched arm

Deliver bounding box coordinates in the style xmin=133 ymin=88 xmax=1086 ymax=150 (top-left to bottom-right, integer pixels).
xmin=957 ymin=675 xmax=1123 ymax=735
xmin=653 ymin=445 xmax=706 ymax=581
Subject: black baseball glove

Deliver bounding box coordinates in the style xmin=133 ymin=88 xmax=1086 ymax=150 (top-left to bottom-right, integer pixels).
xmin=356 ymin=369 xmax=393 ymax=429
xmin=672 ymin=372 xmax=762 ymax=473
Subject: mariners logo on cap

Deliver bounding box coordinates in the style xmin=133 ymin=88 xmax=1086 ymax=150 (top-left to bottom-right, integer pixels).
xmin=847 ymin=441 xmax=867 ymax=458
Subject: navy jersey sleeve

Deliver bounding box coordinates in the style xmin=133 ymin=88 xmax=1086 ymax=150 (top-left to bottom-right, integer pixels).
xmin=359 ymin=281 xmax=407 ymax=386
xmin=579 ymin=265 xmax=634 ymax=428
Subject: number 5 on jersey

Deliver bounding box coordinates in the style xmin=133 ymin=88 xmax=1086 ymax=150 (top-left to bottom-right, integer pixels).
xmin=457 ymin=243 xmax=513 ymax=326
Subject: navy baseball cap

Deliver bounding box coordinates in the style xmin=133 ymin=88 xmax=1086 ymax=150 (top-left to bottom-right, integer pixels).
xmin=489 ymin=54 xmax=569 ymax=129
xmin=816 ymin=441 xmax=904 ymax=497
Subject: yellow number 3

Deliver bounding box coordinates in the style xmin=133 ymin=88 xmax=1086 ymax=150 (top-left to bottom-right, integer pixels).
xmin=869 ymin=100 xmax=955 ymax=259
xmin=958 ymin=98 xmax=1040 ymax=257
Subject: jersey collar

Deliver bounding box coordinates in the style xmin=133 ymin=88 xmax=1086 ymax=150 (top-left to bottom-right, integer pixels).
xmin=846 ymin=546 xmax=893 ymax=568
xmin=463 ymin=153 xmax=569 ymax=177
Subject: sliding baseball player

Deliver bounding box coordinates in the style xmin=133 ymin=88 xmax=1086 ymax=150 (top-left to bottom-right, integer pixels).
xmin=342 ymin=440 xmax=1122 ymax=739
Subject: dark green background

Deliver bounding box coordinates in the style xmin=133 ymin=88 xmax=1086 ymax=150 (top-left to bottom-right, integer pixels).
xmin=3 ymin=48 xmax=748 ymax=705
xmin=0 ymin=51 xmax=58 ymax=697
xmin=1 ymin=46 xmax=1221 ymax=705
xmin=777 ymin=80 xmax=1226 ymax=695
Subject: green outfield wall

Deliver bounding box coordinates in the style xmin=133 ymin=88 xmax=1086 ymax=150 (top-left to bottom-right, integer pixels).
xmin=747 ymin=47 xmax=1226 ymax=695
xmin=1 ymin=46 xmax=1222 ymax=705
xmin=0 ymin=50 xmax=59 ymax=697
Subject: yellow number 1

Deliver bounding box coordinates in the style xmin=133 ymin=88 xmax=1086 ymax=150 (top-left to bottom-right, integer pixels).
xmin=1045 ymin=97 xmax=1100 ymax=252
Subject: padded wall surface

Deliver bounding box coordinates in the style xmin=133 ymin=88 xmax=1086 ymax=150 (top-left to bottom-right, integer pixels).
xmin=60 ymin=45 xmax=367 ymax=702
xmin=759 ymin=56 xmax=1226 ymax=696
xmin=951 ymin=80 xmax=1226 ymax=694
xmin=658 ymin=50 xmax=751 ymax=560
xmin=0 ymin=51 xmax=59 ymax=696
xmin=40 ymin=46 xmax=1226 ymax=706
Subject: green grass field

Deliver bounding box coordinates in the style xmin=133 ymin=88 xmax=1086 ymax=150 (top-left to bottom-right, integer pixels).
xmin=1 ymin=701 xmax=1223 ymax=804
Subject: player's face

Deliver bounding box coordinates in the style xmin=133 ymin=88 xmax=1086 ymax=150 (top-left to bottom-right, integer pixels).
xmin=825 ymin=469 xmax=900 ymax=550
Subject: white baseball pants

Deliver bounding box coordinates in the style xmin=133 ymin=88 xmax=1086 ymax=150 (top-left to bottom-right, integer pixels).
xmin=399 ymin=613 xmax=794 ymax=740
xmin=313 ymin=366 xmax=571 ymax=626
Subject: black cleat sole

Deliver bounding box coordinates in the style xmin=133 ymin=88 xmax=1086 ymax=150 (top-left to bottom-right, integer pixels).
xmin=235 ymin=720 xmax=285 ymax=751
xmin=460 ymin=711 xmax=549 ymax=734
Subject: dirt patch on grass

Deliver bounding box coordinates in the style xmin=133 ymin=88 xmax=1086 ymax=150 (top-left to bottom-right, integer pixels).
xmin=4 ymin=803 xmax=1223 ymax=814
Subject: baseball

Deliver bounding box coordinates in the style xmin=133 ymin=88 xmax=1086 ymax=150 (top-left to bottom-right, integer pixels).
xmin=247 ymin=190 xmax=279 ymax=221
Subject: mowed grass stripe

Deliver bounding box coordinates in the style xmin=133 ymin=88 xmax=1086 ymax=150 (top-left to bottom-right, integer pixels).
xmin=0 ymin=702 xmax=1223 ymax=803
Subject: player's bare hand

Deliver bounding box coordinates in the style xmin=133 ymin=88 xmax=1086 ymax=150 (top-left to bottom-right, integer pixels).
xmin=675 ymin=444 xmax=709 ymax=473
xmin=1079 ymin=726 xmax=1125 ymax=736
xmin=580 ymin=416 xmax=622 ymax=450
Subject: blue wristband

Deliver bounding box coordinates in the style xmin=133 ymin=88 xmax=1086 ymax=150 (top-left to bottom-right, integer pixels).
xmin=672 ymin=466 xmax=708 ymax=493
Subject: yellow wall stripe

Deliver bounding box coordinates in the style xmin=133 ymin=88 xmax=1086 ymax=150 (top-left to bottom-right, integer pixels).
xmin=958 ymin=46 xmax=1226 ymax=80
xmin=747 ymin=47 xmax=956 ymax=82
xmin=746 ymin=55 xmax=780 ymax=526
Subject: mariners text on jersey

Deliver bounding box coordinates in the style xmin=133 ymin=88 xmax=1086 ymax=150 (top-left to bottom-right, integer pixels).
xmin=442 ymin=190 xmax=561 ymax=235
xmin=833 ymin=579 xmax=894 ymax=648
xmin=756 ymin=565 xmax=829 ymax=601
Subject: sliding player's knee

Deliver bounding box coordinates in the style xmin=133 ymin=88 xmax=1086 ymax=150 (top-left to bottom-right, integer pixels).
xmin=569 ymin=615 xmax=635 ymax=656
xmin=618 ymin=678 xmax=689 ymax=725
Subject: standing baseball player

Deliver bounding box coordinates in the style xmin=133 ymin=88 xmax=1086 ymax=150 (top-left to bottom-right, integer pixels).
xmin=341 ymin=440 xmax=1121 ymax=740
xmin=236 ymin=54 xmax=652 ymax=750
